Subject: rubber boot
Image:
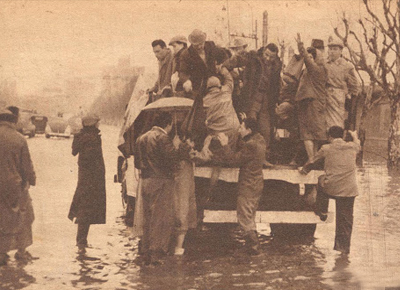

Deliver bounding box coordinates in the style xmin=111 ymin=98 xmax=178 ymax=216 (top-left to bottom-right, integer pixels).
xmin=245 ymin=231 xmax=261 ymax=256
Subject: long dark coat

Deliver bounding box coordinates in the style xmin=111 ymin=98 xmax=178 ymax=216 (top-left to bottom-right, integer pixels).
xmin=0 ymin=120 xmax=36 ymax=252
xmin=68 ymin=126 xmax=106 ymax=224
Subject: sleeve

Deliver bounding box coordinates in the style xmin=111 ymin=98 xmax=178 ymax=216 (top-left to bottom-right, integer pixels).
xmin=179 ymin=51 xmax=191 ymax=84
xmin=218 ymin=142 xmax=254 ymax=167
xmin=72 ymin=136 xmax=80 ymax=156
xmin=298 ymin=42 xmax=321 ymax=77
xmin=302 ymin=146 xmax=326 ymax=173
xmin=20 ymin=141 xmax=36 ymax=186
xmin=346 ymin=64 xmax=360 ymax=95
xmin=220 ymin=67 xmax=234 ymax=93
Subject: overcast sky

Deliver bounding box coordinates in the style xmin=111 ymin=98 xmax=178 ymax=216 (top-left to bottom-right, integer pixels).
xmin=0 ymin=0 xmax=377 ymax=96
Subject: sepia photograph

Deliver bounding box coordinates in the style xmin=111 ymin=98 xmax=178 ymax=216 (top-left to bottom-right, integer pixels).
xmin=1 ymin=0 xmax=400 ymax=289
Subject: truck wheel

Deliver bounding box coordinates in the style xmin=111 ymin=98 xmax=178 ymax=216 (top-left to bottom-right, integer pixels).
xmin=270 ymin=223 xmax=316 ymax=239
xmin=45 ymin=134 xmax=50 ymax=138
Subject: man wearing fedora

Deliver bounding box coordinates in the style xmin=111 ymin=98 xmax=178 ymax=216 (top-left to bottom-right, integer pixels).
xmin=325 ymin=37 xmax=360 ymax=129
xmin=0 ymin=108 xmax=37 ymax=266
xmin=179 ymin=29 xmax=228 ymax=97
xmin=148 ymin=39 xmax=174 ymax=101
xmin=169 ymin=35 xmax=188 ymax=95
xmin=223 ymin=39 xmax=249 ymax=114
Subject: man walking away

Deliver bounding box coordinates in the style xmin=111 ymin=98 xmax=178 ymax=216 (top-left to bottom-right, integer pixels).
xmin=0 ymin=108 xmax=37 ymax=265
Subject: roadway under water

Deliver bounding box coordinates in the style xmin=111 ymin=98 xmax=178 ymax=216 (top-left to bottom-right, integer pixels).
xmin=0 ymin=125 xmax=399 ymax=290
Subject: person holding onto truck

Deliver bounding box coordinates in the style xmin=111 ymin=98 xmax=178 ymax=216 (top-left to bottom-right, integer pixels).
xmin=134 ymin=112 xmax=191 ymax=264
xmin=217 ymin=118 xmax=266 ymax=255
xmin=300 ymin=126 xmax=360 ymax=254
xmin=148 ymin=39 xmax=174 ymax=101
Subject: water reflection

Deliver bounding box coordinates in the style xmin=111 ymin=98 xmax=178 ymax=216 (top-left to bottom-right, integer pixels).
xmin=0 ymin=261 xmax=36 ymax=289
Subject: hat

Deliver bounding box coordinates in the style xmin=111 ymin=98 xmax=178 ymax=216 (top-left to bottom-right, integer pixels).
xmin=229 ymin=38 xmax=248 ymax=49
xmin=0 ymin=108 xmax=14 ymax=117
xmin=82 ymin=114 xmax=100 ymax=127
xmin=275 ymin=102 xmax=294 ymax=120
xmin=188 ymin=29 xmax=207 ymax=45
xmin=206 ymin=76 xmax=221 ymax=89
xmin=328 ymin=37 xmax=344 ymax=48
xmin=169 ymin=35 xmax=188 ymax=46
xmin=311 ymin=39 xmax=324 ymax=50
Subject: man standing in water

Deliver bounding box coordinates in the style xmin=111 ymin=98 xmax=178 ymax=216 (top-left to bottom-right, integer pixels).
xmin=0 ymin=108 xmax=37 ymax=266
xmin=300 ymin=126 xmax=360 ymax=254
xmin=217 ymin=118 xmax=266 ymax=255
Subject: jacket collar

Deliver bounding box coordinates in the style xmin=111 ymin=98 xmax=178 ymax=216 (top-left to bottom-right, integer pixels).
xmin=152 ymin=126 xmax=168 ymax=135
xmin=159 ymin=49 xmax=173 ymax=67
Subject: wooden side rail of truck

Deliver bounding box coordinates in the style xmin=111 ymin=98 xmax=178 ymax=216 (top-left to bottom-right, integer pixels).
xmin=194 ymin=166 xmax=332 ymax=237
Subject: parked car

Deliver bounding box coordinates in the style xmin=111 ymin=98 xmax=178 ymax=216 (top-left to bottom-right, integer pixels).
xmin=45 ymin=116 xmax=71 ymax=138
xmin=16 ymin=111 xmax=36 ymax=138
xmin=31 ymin=115 xmax=48 ymax=134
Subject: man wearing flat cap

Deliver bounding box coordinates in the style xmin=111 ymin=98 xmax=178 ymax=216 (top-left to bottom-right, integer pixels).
xmin=326 ymin=37 xmax=360 ymax=129
xmin=169 ymin=35 xmax=188 ymax=94
xmin=179 ymin=29 xmax=228 ymax=96
xmin=294 ymin=34 xmax=328 ymax=162
xmin=0 ymin=108 xmax=37 ymax=265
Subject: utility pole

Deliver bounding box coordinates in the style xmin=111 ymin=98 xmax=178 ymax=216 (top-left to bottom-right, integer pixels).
xmin=262 ymin=11 xmax=268 ymax=47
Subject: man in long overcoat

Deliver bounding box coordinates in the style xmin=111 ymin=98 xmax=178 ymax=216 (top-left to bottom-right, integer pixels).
xmin=68 ymin=115 xmax=106 ymax=251
xmin=134 ymin=112 xmax=191 ymax=265
xmin=0 ymin=108 xmax=36 ymax=265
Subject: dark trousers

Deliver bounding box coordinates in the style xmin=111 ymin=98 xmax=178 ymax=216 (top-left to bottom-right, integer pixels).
xmin=316 ymin=182 xmax=355 ymax=254
xmin=77 ymin=223 xmax=90 ymax=246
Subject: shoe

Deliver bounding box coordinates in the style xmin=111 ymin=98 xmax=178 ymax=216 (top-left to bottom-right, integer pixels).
xmin=314 ymin=211 xmax=328 ymax=222
xmin=244 ymin=231 xmax=261 ymax=256
xmin=263 ymin=160 xmax=274 ymax=168
xmin=0 ymin=254 xmax=8 ymax=266
xmin=14 ymin=251 xmax=39 ymax=261
xmin=174 ymin=247 xmax=185 ymax=256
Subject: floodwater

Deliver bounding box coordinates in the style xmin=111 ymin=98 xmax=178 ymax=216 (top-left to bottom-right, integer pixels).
xmin=1 ymin=125 xmax=399 ymax=290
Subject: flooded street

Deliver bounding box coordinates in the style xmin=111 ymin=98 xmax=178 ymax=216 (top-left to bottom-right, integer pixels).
xmin=1 ymin=125 xmax=400 ymax=290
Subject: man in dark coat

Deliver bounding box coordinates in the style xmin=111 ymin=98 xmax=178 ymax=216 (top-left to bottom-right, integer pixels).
xmin=223 ymin=46 xmax=263 ymax=115
xmin=179 ymin=29 xmax=228 ymax=150
xmin=134 ymin=112 xmax=191 ymax=265
xmin=68 ymin=115 xmax=106 ymax=252
xmin=249 ymin=43 xmax=282 ymax=166
xmin=179 ymin=29 xmax=228 ymax=97
xmin=217 ymin=118 xmax=266 ymax=255
xmin=0 ymin=108 xmax=36 ymax=265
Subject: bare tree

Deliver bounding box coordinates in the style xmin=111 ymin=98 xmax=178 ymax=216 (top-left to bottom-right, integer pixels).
xmin=334 ymin=0 xmax=400 ymax=169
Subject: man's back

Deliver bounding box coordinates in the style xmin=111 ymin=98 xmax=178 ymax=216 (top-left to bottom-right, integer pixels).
xmin=320 ymin=139 xmax=359 ymax=197
xmin=135 ymin=127 xmax=176 ymax=179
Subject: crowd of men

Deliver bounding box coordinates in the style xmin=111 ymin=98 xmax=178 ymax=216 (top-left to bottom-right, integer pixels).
xmin=131 ymin=28 xmax=361 ymax=264
xmin=0 ymin=28 xmax=362 ymax=267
